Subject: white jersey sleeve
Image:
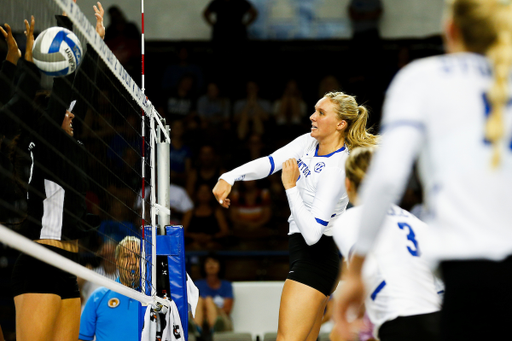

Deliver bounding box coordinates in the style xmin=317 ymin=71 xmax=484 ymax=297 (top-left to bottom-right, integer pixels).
xmin=354 ymin=61 xmax=429 ymax=256
xmin=286 ymin=166 xmax=345 ymax=245
xmin=219 ymin=133 xmax=311 ymax=185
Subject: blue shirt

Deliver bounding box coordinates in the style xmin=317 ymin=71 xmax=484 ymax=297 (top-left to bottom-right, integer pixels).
xmin=194 ymin=279 xmax=233 ymax=309
xmin=79 ymin=280 xmax=142 ymax=341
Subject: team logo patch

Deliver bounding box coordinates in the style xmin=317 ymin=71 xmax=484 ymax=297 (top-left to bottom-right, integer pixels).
xmin=108 ymin=298 xmax=120 ymax=308
xmin=314 ymin=162 xmax=325 ymax=173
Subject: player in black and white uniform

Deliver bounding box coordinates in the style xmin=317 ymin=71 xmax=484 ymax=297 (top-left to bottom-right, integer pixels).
xmin=10 ymin=6 xmax=106 ymax=341
xmin=333 ymin=147 xmax=441 ymax=341
xmin=334 ymin=1 xmax=512 ymax=340
xmin=213 ymin=92 xmax=377 ymax=341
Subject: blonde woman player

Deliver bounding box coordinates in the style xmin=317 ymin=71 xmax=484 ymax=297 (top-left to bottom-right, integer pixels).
xmin=335 ymin=1 xmax=512 ymax=340
xmin=333 ymin=147 xmax=441 ymax=341
xmin=213 ymin=92 xmax=377 ymax=341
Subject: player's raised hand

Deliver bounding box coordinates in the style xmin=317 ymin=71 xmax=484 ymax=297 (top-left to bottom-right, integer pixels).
xmin=23 ymin=16 xmax=35 ymax=63
xmin=281 ymin=158 xmax=300 ymax=190
xmin=94 ymin=2 xmax=105 ymax=40
xmin=1 ymin=23 xmax=21 ymax=65
xmin=212 ymin=179 xmax=232 ymax=208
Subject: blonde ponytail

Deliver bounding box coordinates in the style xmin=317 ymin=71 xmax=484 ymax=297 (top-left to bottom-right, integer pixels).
xmin=452 ymin=0 xmax=512 ymax=167
xmin=345 ymin=147 xmax=375 ymax=191
xmin=487 ymin=27 xmax=512 ymax=167
xmin=324 ymin=92 xmax=379 ymax=151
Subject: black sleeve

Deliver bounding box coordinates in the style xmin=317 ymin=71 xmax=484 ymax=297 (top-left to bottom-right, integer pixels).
xmin=0 ymin=60 xmax=41 ymax=139
xmin=0 ymin=60 xmax=17 ymax=106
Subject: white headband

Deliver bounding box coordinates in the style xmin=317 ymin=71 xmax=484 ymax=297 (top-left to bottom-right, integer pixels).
xmin=67 ymin=100 xmax=76 ymax=113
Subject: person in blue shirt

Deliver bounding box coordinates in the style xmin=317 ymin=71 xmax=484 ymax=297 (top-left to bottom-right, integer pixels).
xmin=79 ymin=236 xmax=142 ymax=341
xmin=192 ymin=253 xmax=234 ymax=335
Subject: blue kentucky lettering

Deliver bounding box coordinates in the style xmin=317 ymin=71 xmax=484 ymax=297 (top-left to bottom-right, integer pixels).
xmin=296 ymin=159 xmax=311 ymax=177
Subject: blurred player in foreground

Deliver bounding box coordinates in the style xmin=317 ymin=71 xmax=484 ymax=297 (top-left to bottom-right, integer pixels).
xmin=334 ymin=0 xmax=512 ymax=340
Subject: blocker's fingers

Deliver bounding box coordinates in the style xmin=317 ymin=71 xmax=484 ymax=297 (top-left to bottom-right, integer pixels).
xmin=3 ymin=23 xmax=12 ymax=36
xmin=0 ymin=27 xmax=7 ymax=38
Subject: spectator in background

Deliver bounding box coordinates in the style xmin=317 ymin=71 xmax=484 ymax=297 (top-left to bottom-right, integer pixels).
xmin=203 ymin=0 xmax=258 ymax=43
xmin=104 ymin=6 xmax=141 ymax=79
xmin=273 ymin=79 xmax=307 ymax=140
xmin=348 ymin=0 xmax=384 ymax=87
xmin=79 ymin=237 xmax=141 ymax=341
xmin=79 ymin=90 xmax=116 ymax=142
xmin=163 ymin=74 xmax=197 ymax=121
xmin=98 ymin=199 xmax=137 ymax=243
xmin=229 ymin=180 xmax=272 ymax=246
xmin=273 ymin=79 xmax=307 ymax=126
xmin=192 ymin=253 xmax=234 ymax=336
xmin=233 ymin=80 xmax=271 ymax=141
xmin=170 ymin=120 xmax=192 ymax=187
xmin=106 ymin=114 xmax=139 ymax=170
xmin=232 ymin=133 xmax=270 ymax=166
xmin=317 ymin=75 xmax=341 ymax=99
xmin=348 ymin=0 xmax=383 ymax=42
xmin=183 ymin=184 xmax=230 ymax=250
xmin=161 ymin=46 xmax=204 ymax=94
xmin=186 ymin=144 xmax=225 ymax=197
xmin=197 ymin=81 xmax=231 ymax=128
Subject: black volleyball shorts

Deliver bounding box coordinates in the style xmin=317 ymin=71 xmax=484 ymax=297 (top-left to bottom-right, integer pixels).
xmin=287 ymin=233 xmax=340 ymax=296
xmin=11 ymin=244 xmax=80 ymax=299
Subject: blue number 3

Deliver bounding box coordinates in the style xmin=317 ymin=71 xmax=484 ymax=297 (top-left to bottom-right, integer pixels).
xmin=397 ymin=222 xmax=420 ymax=257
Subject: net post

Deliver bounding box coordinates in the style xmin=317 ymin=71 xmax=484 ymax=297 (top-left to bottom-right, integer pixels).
xmin=150 ymin=114 xmax=157 ymax=298
xmin=157 ymin=124 xmax=171 ymax=234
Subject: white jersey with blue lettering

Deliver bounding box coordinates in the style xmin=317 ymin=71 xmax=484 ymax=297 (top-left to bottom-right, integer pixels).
xmin=220 ymin=133 xmax=349 ymax=245
xmin=333 ymin=205 xmax=441 ymax=336
xmin=354 ymin=52 xmax=512 ymax=263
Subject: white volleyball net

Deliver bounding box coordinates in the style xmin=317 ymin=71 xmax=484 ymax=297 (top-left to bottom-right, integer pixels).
xmin=0 ymin=0 xmax=171 ymax=336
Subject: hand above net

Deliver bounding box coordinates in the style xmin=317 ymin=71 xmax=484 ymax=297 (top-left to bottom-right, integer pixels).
xmin=23 ymin=16 xmax=35 ymax=63
xmin=94 ymin=2 xmax=105 ymax=40
xmin=0 ymin=23 xmax=21 ymax=65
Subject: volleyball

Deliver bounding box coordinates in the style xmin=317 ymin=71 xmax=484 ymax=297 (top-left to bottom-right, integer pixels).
xmin=32 ymin=27 xmax=83 ymax=77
